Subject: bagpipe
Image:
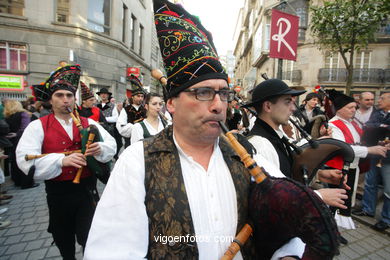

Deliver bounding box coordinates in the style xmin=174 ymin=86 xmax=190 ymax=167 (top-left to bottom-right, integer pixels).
xmin=151 ymin=69 xmax=341 ymax=259
xmin=218 ymin=121 xmax=340 ymax=260
xmin=24 ymin=106 xmax=111 ymax=184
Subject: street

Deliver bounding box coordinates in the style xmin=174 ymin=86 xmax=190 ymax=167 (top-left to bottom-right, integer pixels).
xmin=0 ymin=177 xmax=389 ymax=260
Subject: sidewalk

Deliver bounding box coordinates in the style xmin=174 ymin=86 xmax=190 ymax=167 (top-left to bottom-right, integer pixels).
xmin=0 ymin=176 xmax=389 ymax=260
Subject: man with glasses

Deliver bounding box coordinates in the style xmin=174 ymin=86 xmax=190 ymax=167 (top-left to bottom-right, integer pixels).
xmin=84 ymin=1 xmax=302 ymax=259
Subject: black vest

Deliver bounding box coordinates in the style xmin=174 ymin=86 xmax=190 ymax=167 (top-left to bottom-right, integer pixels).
xmin=143 ymin=126 xmax=256 ymax=259
xmin=249 ymin=118 xmax=293 ymax=177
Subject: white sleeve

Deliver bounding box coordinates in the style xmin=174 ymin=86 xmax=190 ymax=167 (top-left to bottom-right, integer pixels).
xmin=105 ymin=105 xmax=118 ymax=123
xmin=271 ymin=237 xmax=305 ymax=260
xmin=84 ymin=142 xmax=148 ymax=260
xmin=130 ymin=123 xmax=144 ymax=145
xmin=16 ymin=120 xmax=64 ymax=180
xmin=116 ymin=109 xmax=133 ymax=138
xmin=249 ymin=136 xmax=280 ymax=169
xmin=87 ymin=119 xmax=116 ymax=163
xmin=329 ymin=123 xmax=368 ymax=158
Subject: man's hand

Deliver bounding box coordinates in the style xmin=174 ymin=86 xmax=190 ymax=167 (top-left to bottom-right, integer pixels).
xmin=318 ymin=188 xmax=348 ymax=209
xmin=62 ymin=153 xmax=86 ymax=168
xmin=367 ymin=145 xmax=388 ymax=157
xmin=317 ymin=169 xmax=350 ymax=190
xmin=319 ymin=125 xmax=332 ymax=138
xmin=84 ymin=142 xmax=101 ymax=157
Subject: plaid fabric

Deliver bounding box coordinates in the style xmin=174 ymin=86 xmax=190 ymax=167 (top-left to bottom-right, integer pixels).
xmin=153 ymin=0 xmax=228 ymax=98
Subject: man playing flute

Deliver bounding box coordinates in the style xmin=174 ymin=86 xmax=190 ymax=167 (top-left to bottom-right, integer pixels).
xmin=16 ymin=65 xmax=116 ymax=260
xmin=84 ymin=1 xmax=305 ymax=259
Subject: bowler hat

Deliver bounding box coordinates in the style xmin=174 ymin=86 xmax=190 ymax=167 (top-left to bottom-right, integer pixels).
xmin=242 ymin=79 xmax=305 ymax=108
xmin=96 ymin=88 xmax=112 ymax=96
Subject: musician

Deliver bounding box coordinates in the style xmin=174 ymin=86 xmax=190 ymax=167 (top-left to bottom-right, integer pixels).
xmin=354 ymin=92 xmax=390 ymax=231
xmin=116 ymin=80 xmax=147 ymax=148
xmin=326 ymin=91 xmax=387 ymax=230
xmin=85 ymin=1 xmax=301 ymax=259
xmin=244 ymin=79 xmax=350 ymax=209
xmin=130 ymin=93 xmax=167 ymax=144
xmin=96 ymin=88 xmax=122 ymax=159
xmin=294 ymin=92 xmax=325 ymax=134
xmin=226 ymin=98 xmax=243 ymax=131
xmin=78 ymin=81 xmax=107 ymax=125
xmin=15 ymin=65 xmax=116 ymax=260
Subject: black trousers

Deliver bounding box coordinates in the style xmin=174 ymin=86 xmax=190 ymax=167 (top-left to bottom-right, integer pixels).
xmin=46 ymin=178 xmax=96 ymax=260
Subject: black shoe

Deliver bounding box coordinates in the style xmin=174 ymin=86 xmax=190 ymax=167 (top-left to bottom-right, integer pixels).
xmin=339 ymin=235 xmax=348 ymax=245
xmin=352 ymin=209 xmax=374 ymax=217
xmin=21 ymin=183 xmax=39 ymax=190
xmin=371 ymin=221 xmax=390 ymax=232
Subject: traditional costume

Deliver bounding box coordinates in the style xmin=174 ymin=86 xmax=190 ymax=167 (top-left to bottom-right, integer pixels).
xmin=327 ymin=92 xmax=368 ymax=229
xmin=16 ymin=65 xmax=116 ymax=259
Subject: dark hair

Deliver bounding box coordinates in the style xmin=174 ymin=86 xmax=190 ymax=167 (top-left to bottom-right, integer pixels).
xmin=305 ymin=93 xmax=319 ymax=102
xmin=145 ymin=92 xmax=162 ymax=105
xmin=254 ymin=95 xmax=280 ymax=115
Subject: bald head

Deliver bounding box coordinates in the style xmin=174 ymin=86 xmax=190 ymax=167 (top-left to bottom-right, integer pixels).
xmin=358 ymin=92 xmax=374 ymax=110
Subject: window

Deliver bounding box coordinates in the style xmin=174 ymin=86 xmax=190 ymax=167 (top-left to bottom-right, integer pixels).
xmin=139 ymin=24 xmax=144 ymax=56
xmin=0 ymin=42 xmax=27 ymax=71
xmin=264 ymin=18 xmax=271 ymax=51
xmin=355 ymin=50 xmax=371 ymax=69
xmin=324 ymin=51 xmax=339 ymax=69
xmin=130 ymin=14 xmax=136 ymax=50
xmin=283 ymin=60 xmax=296 ymax=81
xmin=56 ymin=0 xmax=70 ymax=23
xmin=122 ymin=4 xmax=128 ymax=43
xmin=87 ymin=0 xmax=110 ymax=35
xmin=0 ymin=0 xmax=24 ymax=16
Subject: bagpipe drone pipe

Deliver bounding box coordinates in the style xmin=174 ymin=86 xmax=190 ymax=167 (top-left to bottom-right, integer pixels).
xmin=219 ymin=122 xmax=340 ymax=260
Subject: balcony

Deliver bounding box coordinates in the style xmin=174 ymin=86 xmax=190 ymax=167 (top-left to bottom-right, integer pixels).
xmin=282 ymin=70 xmax=302 ymax=84
xmin=318 ymin=68 xmax=384 ymax=84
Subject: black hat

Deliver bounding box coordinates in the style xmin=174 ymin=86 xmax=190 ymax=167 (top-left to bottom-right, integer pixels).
xmin=96 ymin=88 xmax=112 ymax=96
xmin=242 ymin=79 xmax=305 ymax=108
xmin=329 ymin=91 xmax=356 ymax=111
xmin=154 ymin=0 xmax=228 ymax=99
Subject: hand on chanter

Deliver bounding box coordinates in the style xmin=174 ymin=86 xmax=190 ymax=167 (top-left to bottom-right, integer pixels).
xmin=84 ymin=142 xmax=101 ymax=157
xmin=317 ymin=169 xmax=350 ymax=190
xmin=318 ymin=188 xmax=348 ymax=209
xmin=62 ymin=153 xmax=86 ymax=169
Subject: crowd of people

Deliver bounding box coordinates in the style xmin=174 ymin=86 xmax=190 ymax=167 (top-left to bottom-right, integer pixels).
xmin=0 ymin=0 xmax=389 ymax=259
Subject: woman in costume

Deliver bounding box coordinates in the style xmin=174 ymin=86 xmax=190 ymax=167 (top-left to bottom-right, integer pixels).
xmin=130 ymin=93 xmax=167 ymax=144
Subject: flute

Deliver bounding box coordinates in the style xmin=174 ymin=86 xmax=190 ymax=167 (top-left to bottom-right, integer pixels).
xmin=25 ymin=150 xmax=82 ymax=161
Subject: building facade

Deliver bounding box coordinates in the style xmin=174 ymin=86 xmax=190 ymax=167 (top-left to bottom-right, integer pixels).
xmin=0 ymin=0 xmax=162 ymax=102
xmin=233 ymin=0 xmax=390 ymax=100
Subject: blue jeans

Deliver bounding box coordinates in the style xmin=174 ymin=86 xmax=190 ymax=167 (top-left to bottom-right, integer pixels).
xmin=362 ymin=157 xmax=390 ymax=224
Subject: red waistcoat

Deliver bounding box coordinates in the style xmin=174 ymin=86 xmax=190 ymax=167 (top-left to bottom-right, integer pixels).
xmin=326 ymin=119 xmax=362 ymax=169
xmin=40 ymin=114 xmax=92 ymax=181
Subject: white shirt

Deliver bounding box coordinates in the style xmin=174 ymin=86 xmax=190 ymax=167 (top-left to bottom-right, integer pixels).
xmin=84 ymin=132 xmax=298 ymax=259
xmin=354 ymin=106 xmax=373 ymax=127
xmin=116 ymin=104 xmax=142 ymax=138
xmin=130 ymin=117 xmax=165 ymax=144
xmin=329 ymin=116 xmax=368 ymax=168
xmin=16 ymin=116 xmax=116 ymax=180
xmin=101 ymin=102 xmax=119 ymax=123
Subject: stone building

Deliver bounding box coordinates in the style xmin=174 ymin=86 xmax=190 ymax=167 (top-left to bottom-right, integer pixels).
xmin=233 ymin=0 xmax=390 ymax=100
xmin=0 ymin=0 xmax=162 ymax=102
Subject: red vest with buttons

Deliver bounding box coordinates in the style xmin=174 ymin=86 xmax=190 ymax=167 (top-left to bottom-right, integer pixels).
xmin=40 ymin=114 xmax=92 ymax=181
xmin=326 ymin=119 xmax=362 ymax=169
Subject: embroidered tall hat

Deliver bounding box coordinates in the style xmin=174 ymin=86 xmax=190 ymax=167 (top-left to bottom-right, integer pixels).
xmin=128 ymin=74 xmax=146 ymax=95
xmin=153 ymin=0 xmax=228 ymax=98
xmin=31 ymin=65 xmax=81 ymax=102
xmin=80 ymin=81 xmax=94 ymax=101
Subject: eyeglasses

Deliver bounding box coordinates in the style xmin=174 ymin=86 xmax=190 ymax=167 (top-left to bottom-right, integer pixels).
xmin=182 ymin=87 xmax=234 ymax=102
